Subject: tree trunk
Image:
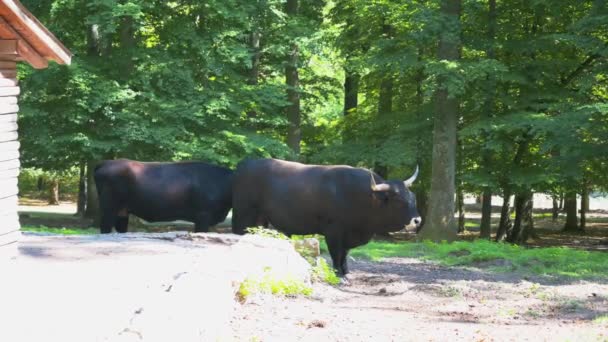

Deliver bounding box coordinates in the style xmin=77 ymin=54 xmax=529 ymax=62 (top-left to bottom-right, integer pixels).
xmin=414 ymin=48 xmax=429 ymax=231
xmin=247 ymin=30 xmax=261 ymax=118
xmin=480 ymin=189 xmax=492 ymax=239
xmin=563 ymin=191 xmax=580 ymax=232
xmin=552 ymin=196 xmax=559 ymax=221
xmin=37 ymin=176 xmax=43 ymax=191
xmin=495 ymin=189 xmax=512 ymax=242
xmin=87 ymin=24 xmax=101 ymax=57
xmin=343 ymin=67 xmax=359 ymax=117
xmin=420 ymin=0 xmax=461 ymax=241
xmin=457 ymin=188 xmax=465 ymax=233
xmin=374 ymin=20 xmax=394 ymax=179
xmin=374 ymin=76 xmax=393 ymax=179
xmin=48 ymin=178 xmax=59 ymax=205
xmin=76 ymin=161 xmax=87 ymax=216
xmin=506 ymin=191 xmax=534 ymax=244
xmin=580 ymin=186 xmax=588 ymax=230
xmin=559 ymin=193 xmax=564 ymax=210
xmin=85 ymin=161 xmax=100 ymax=225
xmin=480 ymin=0 xmax=496 ymax=240
xmin=416 ymin=191 xmax=429 ymax=231
xmin=119 ymin=15 xmax=135 ymax=78
xmin=285 ymin=0 xmax=301 ymax=157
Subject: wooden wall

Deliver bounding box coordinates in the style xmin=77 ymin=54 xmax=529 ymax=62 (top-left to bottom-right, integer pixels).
xmin=0 ymin=59 xmax=19 ymax=258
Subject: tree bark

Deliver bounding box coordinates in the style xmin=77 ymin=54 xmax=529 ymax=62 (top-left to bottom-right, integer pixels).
xmin=343 ymin=67 xmax=359 ymax=117
xmin=37 ymin=176 xmax=43 ymax=191
xmin=87 ymin=24 xmax=101 ymax=57
xmin=414 ymin=48 xmax=429 ymax=230
xmin=76 ymin=161 xmax=87 ymax=216
xmin=247 ymin=30 xmax=261 ymax=119
xmin=506 ymin=191 xmax=534 ymax=244
xmin=480 ymin=0 xmax=496 ymax=240
xmin=480 ymin=189 xmax=493 ymax=239
xmin=552 ymin=196 xmax=559 ymax=221
xmin=85 ymin=161 xmax=100 ymax=225
xmin=119 ymin=15 xmax=136 ymax=79
xmin=374 ymin=76 xmax=393 ymax=179
xmin=421 ymin=0 xmax=461 ymax=241
xmin=285 ymin=0 xmax=301 ymax=157
xmin=457 ymin=188 xmax=465 ymax=233
xmin=580 ymin=186 xmax=588 ymax=230
xmin=48 ymin=178 xmax=59 ymax=205
xmin=495 ymin=189 xmax=512 ymax=242
xmin=563 ymin=191 xmax=580 ymax=232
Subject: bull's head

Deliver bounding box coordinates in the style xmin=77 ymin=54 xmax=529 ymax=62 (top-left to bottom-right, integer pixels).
xmin=370 ymin=166 xmax=422 ymax=232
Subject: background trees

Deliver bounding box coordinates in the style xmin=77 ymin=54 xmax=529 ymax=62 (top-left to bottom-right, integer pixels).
xmin=17 ymin=0 xmax=608 ymax=242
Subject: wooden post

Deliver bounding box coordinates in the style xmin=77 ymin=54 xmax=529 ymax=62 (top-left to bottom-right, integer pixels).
xmin=0 ymin=58 xmax=20 ymax=259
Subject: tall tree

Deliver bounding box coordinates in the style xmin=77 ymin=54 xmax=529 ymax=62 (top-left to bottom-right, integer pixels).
xmin=285 ymin=0 xmax=301 ymax=156
xmin=421 ymin=0 xmax=462 ymax=241
xmin=479 ymin=0 xmax=497 ymax=239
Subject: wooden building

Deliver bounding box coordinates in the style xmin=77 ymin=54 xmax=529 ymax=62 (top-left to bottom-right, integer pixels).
xmin=0 ymin=0 xmax=71 ymax=258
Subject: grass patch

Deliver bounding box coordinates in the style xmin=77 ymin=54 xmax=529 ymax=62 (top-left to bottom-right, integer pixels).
xmin=21 ymin=225 xmax=97 ymax=235
xmin=237 ymin=268 xmax=312 ymax=301
xmin=348 ymin=239 xmax=608 ymax=280
xmin=593 ymin=315 xmax=608 ymax=324
xmin=311 ymin=258 xmax=341 ymax=285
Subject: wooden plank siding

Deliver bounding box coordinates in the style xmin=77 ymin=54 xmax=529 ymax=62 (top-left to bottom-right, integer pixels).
xmin=0 ymin=57 xmax=18 ymax=257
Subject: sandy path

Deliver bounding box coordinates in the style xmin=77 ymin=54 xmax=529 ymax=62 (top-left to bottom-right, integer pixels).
xmin=232 ymin=258 xmax=608 ymax=341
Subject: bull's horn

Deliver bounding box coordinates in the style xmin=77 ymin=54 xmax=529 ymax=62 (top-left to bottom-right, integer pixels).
xmin=370 ymin=169 xmax=391 ymax=192
xmin=404 ymin=165 xmax=419 ymax=187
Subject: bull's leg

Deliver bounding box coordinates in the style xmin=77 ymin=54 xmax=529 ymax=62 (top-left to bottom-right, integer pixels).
xmin=232 ymin=206 xmax=258 ymax=235
xmin=325 ymin=234 xmax=346 ymax=277
xmin=100 ymin=211 xmax=115 ymax=234
xmin=98 ymin=188 xmax=116 ymax=234
xmin=115 ymin=215 xmax=129 ymax=233
xmin=194 ymin=212 xmax=211 ymax=233
xmin=340 ymin=248 xmax=350 ymax=275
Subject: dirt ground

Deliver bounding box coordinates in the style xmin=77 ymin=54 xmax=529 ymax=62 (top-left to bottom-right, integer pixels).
xmin=232 ymin=257 xmax=608 ymax=341
xmin=15 ymin=199 xmax=608 ymax=341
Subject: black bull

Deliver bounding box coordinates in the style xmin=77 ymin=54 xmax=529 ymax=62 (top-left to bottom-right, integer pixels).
xmin=94 ymin=159 xmax=233 ymax=234
xmin=231 ymin=158 xmax=422 ymax=276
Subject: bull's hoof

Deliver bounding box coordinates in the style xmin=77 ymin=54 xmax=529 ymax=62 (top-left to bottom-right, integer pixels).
xmin=339 ymin=275 xmax=351 ymax=286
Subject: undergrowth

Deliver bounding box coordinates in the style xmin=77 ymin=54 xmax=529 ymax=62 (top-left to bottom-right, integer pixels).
xmin=237 ymin=268 xmax=313 ymax=301
xmin=21 ymin=225 xmax=97 ymax=235
xmin=349 ymin=239 xmax=608 ymax=280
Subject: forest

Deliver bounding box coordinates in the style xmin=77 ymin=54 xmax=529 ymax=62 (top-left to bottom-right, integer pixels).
xmin=16 ymin=0 xmax=608 ymax=243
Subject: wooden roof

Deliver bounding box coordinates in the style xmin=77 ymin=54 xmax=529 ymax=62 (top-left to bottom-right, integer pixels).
xmin=0 ymin=0 xmax=71 ymax=69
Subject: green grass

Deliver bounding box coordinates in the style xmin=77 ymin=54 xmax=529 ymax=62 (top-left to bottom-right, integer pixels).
xmin=237 ymin=268 xmax=313 ymax=301
xmin=347 ymin=239 xmax=608 ymax=280
xmin=593 ymin=315 xmax=608 ymax=324
xmin=311 ymin=257 xmax=341 ymax=285
xmin=21 ymin=225 xmax=97 ymax=235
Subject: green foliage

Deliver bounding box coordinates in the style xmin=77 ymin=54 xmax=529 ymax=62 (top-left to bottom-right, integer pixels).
xmin=19 ymin=168 xmax=80 ymax=198
xmin=21 ymin=225 xmax=97 ymax=235
xmin=245 ymin=227 xmax=289 ymax=240
xmin=16 ymin=0 xmax=608 ymax=242
xmin=349 ymin=240 xmax=608 ymax=280
xmin=237 ymin=268 xmax=313 ymax=301
xmin=310 ymin=257 xmax=340 ymax=285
